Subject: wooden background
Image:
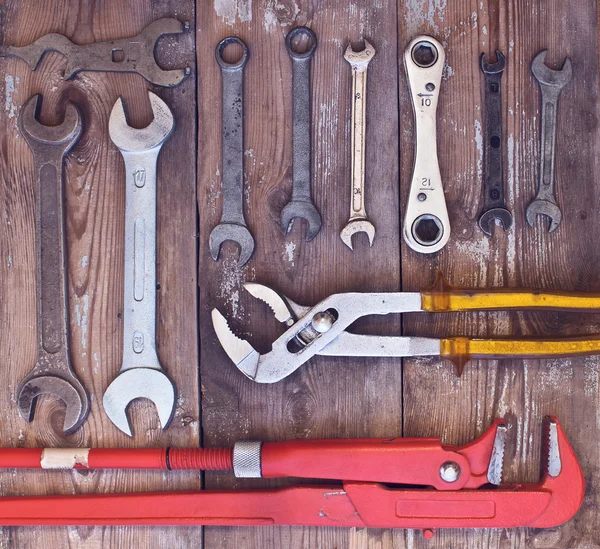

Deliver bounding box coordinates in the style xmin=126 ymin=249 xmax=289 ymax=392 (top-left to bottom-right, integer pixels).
xmin=1 ymin=0 xmax=599 ymax=547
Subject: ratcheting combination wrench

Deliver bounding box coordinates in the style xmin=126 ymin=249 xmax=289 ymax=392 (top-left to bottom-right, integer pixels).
xmin=403 ymin=36 xmax=450 ymax=253
xmin=0 ymin=418 xmax=583 ymax=531
xmin=0 ymin=19 xmax=190 ymax=88
xmin=478 ymin=51 xmax=513 ymax=235
xmin=526 ymin=51 xmax=572 ymax=232
xmin=213 ymin=273 xmax=600 ymax=383
xmin=280 ymin=27 xmax=322 ymax=242
xmin=209 ymin=37 xmax=255 ymax=267
xmin=340 ymin=40 xmax=376 ymax=249
xmin=16 ymin=95 xmax=89 ymax=434
xmin=103 ymin=92 xmax=176 ymax=436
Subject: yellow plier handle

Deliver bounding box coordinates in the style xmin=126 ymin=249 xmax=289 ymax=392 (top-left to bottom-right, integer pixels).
xmin=441 ymin=336 xmax=600 ymax=376
xmin=421 ymin=272 xmax=600 ymax=312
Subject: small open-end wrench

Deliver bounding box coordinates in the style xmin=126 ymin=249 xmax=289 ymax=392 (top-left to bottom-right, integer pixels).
xmin=103 ymin=92 xmax=176 ymax=437
xmin=280 ymin=27 xmax=322 ymax=241
xmin=0 ymin=19 xmax=190 ymax=88
xmin=209 ymin=37 xmax=255 ymax=267
xmin=526 ymin=51 xmax=572 ymax=232
xmin=403 ymin=36 xmax=450 ymax=254
xmin=478 ymin=51 xmax=513 ymax=235
xmin=16 ymin=95 xmax=89 ymax=434
xmin=340 ymin=40 xmax=376 ymax=250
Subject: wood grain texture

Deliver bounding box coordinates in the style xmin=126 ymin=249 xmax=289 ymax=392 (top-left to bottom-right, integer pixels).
xmin=0 ymin=0 xmax=200 ymax=547
xmin=197 ymin=1 xmax=401 ymax=547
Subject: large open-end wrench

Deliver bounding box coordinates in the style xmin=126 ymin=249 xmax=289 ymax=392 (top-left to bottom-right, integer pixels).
xmin=103 ymin=92 xmax=175 ymax=437
xmin=403 ymin=36 xmax=450 ymax=254
xmin=0 ymin=19 xmax=190 ymax=88
xmin=526 ymin=51 xmax=572 ymax=232
xmin=478 ymin=51 xmax=513 ymax=235
xmin=340 ymin=40 xmax=376 ymax=250
xmin=280 ymin=27 xmax=322 ymax=242
xmin=16 ymin=95 xmax=89 ymax=434
xmin=209 ymin=37 xmax=255 ymax=267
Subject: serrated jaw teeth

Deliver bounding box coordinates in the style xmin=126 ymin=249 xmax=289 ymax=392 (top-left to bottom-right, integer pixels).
xmin=543 ymin=417 xmax=562 ymax=478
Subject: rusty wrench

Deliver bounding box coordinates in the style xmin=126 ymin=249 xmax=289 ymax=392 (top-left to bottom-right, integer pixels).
xmin=340 ymin=40 xmax=376 ymax=249
xmin=209 ymin=37 xmax=255 ymax=267
xmin=103 ymin=92 xmax=176 ymax=436
xmin=526 ymin=51 xmax=572 ymax=232
xmin=16 ymin=95 xmax=89 ymax=434
xmin=0 ymin=18 xmax=190 ymax=88
xmin=478 ymin=51 xmax=513 ymax=235
xmin=280 ymin=27 xmax=322 ymax=241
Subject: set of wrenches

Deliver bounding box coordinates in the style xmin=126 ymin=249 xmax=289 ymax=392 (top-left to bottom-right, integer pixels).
xmin=16 ymin=92 xmax=177 ymax=437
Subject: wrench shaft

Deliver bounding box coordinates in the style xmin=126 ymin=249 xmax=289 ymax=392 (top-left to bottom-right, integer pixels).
xmin=290 ymin=57 xmax=312 ymax=202
xmin=121 ymin=151 xmax=161 ymax=371
xmin=540 ymin=94 xmax=557 ymax=196
xmin=38 ymin=160 xmax=67 ymax=356
xmin=220 ymin=69 xmax=247 ymax=224
xmin=350 ymin=68 xmax=367 ymax=217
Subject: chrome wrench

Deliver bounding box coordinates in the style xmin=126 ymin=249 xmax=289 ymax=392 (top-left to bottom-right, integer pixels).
xmin=340 ymin=40 xmax=376 ymax=249
xmin=280 ymin=27 xmax=322 ymax=241
xmin=403 ymin=36 xmax=449 ymax=253
xmin=209 ymin=37 xmax=255 ymax=267
xmin=103 ymin=92 xmax=176 ymax=436
xmin=526 ymin=51 xmax=572 ymax=232
xmin=16 ymin=95 xmax=89 ymax=434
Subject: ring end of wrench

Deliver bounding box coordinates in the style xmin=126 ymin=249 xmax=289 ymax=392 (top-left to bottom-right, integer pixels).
xmin=340 ymin=219 xmax=375 ymax=249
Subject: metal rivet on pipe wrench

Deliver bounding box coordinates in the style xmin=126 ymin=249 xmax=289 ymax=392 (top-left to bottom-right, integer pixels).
xmin=280 ymin=27 xmax=322 ymax=242
xmin=104 ymin=92 xmax=176 ymax=437
xmin=209 ymin=37 xmax=255 ymax=267
xmin=526 ymin=50 xmax=572 ymax=233
xmin=403 ymin=36 xmax=450 ymax=253
xmin=340 ymin=40 xmax=376 ymax=249
xmin=16 ymin=95 xmax=89 ymax=434
xmin=478 ymin=51 xmax=513 ymax=235
xmin=0 ymin=19 xmax=191 ymax=88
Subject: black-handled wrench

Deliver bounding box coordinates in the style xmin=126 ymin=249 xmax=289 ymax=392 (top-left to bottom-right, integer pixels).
xmin=280 ymin=27 xmax=322 ymax=241
xmin=209 ymin=37 xmax=255 ymax=267
xmin=478 ymin=51 xmax=513 ymax=235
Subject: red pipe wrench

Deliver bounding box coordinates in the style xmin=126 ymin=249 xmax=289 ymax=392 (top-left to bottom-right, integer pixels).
xmin=0 ymin=418 xmax=583 ymax=531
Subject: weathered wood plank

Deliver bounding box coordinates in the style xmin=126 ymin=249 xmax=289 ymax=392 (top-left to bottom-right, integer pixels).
xmin=0 ymin=0 xmax=200 ymax=546
xmin=400 ymin=0 xmax=600 ymax=547
xmin=197 ymin=1 xmax=401 ymax=547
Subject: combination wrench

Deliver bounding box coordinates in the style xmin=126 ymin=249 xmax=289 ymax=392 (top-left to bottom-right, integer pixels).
xmin=16 ymin=95 xmax=89 ymax=434
xmin=0 ymin=18 xmax=190 ymax=88
xmin=478 ymin=51 xmax=513 ymax=235
xmin=103 ymin=92 xmax=176 ymax=437
xmin=340 ymin=40 xmax=376 ymax=249
xmin=526 ymin=51 xmax=572 ymax=232
xmin=403 ymin=36 xmax=450 ymax=254
xmin=280 ymin=27 xmax=322 ymax=242
xmin=209 ymin=37 xmax=255 ymax=267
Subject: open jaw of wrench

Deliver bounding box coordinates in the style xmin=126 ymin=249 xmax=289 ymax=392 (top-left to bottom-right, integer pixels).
xmin=280 ymin=27 xmax=322 ymax=242
xmin=526 ymin=51 xmax=572 ymax=232
xmin=478 ymin=51 xmax=514 ymax=235
xmin=0 ymin=19 xmax=190 ymax=88
xmin=209 ymin=37 xmax=255 ymax=267
xmin=403 ymin=36 xmax=450 ymax=254
xmin=103 ymin=92 xmax=176 ymax=437
xmin=340 ymin=40 xmax=376 ymax=249
xmin=16 ymin=95 xmax=89 ymax=434
xmin=212 ymin=276 xmax=600 ymax=383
